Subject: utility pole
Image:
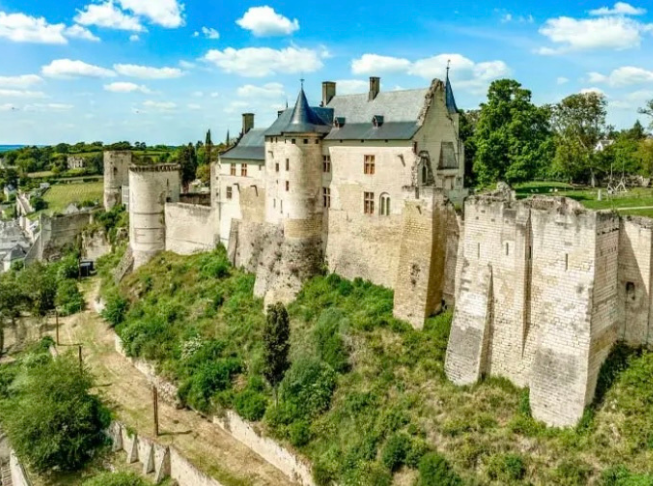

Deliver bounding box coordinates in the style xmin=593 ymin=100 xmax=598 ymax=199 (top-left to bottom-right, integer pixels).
xmin=78 ymin=345 xmax=83 ymax=373
xmin=55 ymin=310 xmax=59 ymax=346
xmin=153 ymin=386 xmax=159 ymax=437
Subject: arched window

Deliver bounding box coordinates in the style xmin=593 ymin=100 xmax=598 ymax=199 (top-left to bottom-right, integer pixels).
xmin=421 ymin=165 xmax=428 ymax=184
xmin=380 ymin=193 xmax=391 ymax=216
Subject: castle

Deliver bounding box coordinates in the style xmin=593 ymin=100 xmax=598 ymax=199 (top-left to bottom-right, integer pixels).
xmin=103 ymin=76 xmax=653 ymax=428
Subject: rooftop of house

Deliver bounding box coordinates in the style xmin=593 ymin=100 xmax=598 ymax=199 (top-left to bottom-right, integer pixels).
xmin=220 ymin=128 xmax=266 ymax=162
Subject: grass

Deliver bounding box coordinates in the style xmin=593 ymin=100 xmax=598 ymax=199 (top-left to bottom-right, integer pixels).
xmin=515 ymin=182 xmax=653 ymax=218
xmin=42 ymin=181 xmax=104 ymax=214
xmin=100 ymin=248 xmax=653 ymax=486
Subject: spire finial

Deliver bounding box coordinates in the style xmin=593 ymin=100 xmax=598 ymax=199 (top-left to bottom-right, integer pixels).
xmin=446 ymin=59 xmax=451 ymax=79
xmin=300 ymin=78 xmax=305 ymax=89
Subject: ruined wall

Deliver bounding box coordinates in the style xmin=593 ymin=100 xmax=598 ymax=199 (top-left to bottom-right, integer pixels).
xmin=443 ymin=207 xmax=462 ymax=306
xmin=165 ymin=203 xmax=215 ymax=255
xmin=82 ymin=229 xmax=111 ymax=261
xmin=104 ymin=151 xmax=132 ymax=210
xmin=39 ymin=212 xmax=93 ymax=261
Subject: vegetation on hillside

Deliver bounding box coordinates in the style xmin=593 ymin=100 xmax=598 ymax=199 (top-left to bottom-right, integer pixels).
xmin=99 ymin=248 xmax=653 ymax=485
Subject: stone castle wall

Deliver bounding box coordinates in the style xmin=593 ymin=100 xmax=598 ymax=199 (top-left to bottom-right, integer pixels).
xmin=164 ymin=203 xmax=215 ymax=255
xmin=104 ymin=151 xmax=132 ymax=210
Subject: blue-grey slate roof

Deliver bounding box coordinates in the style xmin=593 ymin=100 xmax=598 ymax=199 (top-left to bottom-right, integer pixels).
xmin=326 ymin=89 xmax=429 ymax=125
xmin=265 ymin=89 xmax=333 ymax=136
xmin=220 ymin=128 xmax=266 ymax=161
xmin=325 ymin=122 xmax=420 ymax=141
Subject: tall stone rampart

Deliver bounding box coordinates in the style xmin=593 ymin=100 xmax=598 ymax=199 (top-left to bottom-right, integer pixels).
xmin=104 ymin=151 xmax=132 ymax=210
xmin=164 ymin=203 xmax=216 ymax=255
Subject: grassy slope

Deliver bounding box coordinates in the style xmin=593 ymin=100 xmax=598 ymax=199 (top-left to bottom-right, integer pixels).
xmin=104 ymin=249 xmax=653 ymax=486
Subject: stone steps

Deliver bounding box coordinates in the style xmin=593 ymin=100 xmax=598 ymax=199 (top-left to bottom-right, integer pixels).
xmin=0 ymin=459 xmax=13 ymax=486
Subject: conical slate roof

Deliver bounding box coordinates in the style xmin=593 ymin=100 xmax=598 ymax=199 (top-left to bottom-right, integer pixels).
xmin=265 ymin=87 xmax=333 ymax=136
xmin=445 ymin=74 xmax=458 ymax=114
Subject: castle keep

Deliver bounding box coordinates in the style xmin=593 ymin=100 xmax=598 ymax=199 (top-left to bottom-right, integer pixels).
xmin=107 ymin=76 xmax=653 ymax=427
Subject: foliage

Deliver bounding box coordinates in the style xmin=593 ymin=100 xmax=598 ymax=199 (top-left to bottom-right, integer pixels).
xmin=313 ymin=309 xmax=350 ymax=373
xmin=472 ymin=79 xmax=553 ymax=186
xmin=29 ymin=195 xmax=47 ymax=211
xmin=381 ymin=433 xmax=412 ymax=471
xmin=279 ymin=357 xmax=337 ymax=420
xmin=418 ymin=453 xmax=462 ymax=486
xmin=486 ymin=453 xmax=526 ymax=482
xmin=234 ymin=387 xmax=268 ymax=422
xmin=102 ymin=292 xmax=129 ymax=326
xmin=263 ymin=302 xmax=291 ymax=400
xmin=601 ymin=466 xmax=653 ymax=486
xmin=0 ymin=352 xmax=111 ymax=473
xmin=56 ymin=278 xmax=85 ymax=316
xmin=82 ymin=472 xmax=147 ymax=486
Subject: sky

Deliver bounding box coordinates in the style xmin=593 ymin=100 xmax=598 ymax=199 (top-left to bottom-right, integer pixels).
xmin=1 ymin=0 xmax=653 ymax=145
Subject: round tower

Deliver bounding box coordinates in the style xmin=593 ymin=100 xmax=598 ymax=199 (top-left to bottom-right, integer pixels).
xmin=129 ymin=164 xmax=181 ymax=269
xmin=103 ymin=151 xmax=132 ymax=210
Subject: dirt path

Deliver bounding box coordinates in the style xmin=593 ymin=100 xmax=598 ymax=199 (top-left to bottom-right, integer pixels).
xmin=55 ymin=279 xmax=292 ymax=486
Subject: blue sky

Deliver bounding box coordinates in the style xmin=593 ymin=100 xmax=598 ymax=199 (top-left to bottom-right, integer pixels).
xmin=1 ymin=0 xmax=653 ymax=144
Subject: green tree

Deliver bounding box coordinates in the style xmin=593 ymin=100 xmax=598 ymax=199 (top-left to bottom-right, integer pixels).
xmin=0 ymin=276 xmax=25 ymax=355
xmin=472 ymin=79 xmax=553 ymax=186
xmin=263 ymin=302 xmax=291 ymax=404
xmin=0 ymin=354 xmax=111 ymax=473
xmin=551 ymin=92 xmax=608 ymax=184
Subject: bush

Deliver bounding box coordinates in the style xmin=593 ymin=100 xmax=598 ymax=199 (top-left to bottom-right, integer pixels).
xmin=600 ymin=465 xmax=653 ymax=486
xmin=418 ymin=452 xmax=462 ymax=486
xmin=82 ymin=472 xmax=147 ymax=486
xmin=487 ymin=453 xmax=526 ymax=482
xmin=289 ymin=419 xmax=311 ymax=447
xmin=313 ymin=309 xmax=350 ymax=373
xmin=280 ymin=357 xmax=337 ymax=420
xmin=552 ymin=459 xmax=591 ymax=486
xmin=57 ymin=253 xmax=79 ymax=280
xmin=177 ymin=358 xmax=242 ymax=412
xmin=199 ymin=249 xmax=230 ymax=280
xmin=56 ymin=279 xmax=85 ymax=316
xmin=381 ymin=433 xmax=411 ymax=472
xmin=234 ymin=388 xmax=268 ymax=422
xmin=102 ymin=292 xmax=129 ymax=326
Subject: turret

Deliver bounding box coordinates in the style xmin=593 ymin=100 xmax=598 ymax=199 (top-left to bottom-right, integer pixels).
xmin=103 ymin=151 xmax=132 ymax=210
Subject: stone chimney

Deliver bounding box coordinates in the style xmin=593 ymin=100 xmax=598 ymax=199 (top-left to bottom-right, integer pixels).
xmin=369 ymin=77 xmax=380 ymax=101
xmin=242 ymin=113 xmax=254 ymax=135
xmin=322 ymin=81 xmax=336 ymax=106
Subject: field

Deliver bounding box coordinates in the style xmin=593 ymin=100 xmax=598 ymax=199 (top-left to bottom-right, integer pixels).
xmin=515 ymin=182 xmax=653 ymax=218
xmin=42 ymin=181 xmax=104 ymax=214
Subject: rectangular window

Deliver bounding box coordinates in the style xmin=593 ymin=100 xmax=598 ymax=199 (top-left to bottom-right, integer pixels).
xmin=230 ymin=164 xmax=236 ymax=176
xmin=286 ymin=158 xmax=290 ymax=171
xmin=323 ymin=187 xmax=331 ymax=208
xmin=291 ymin=139 xmax=296 ymax=144
xmin=323 ymin=155 xmax=331 ymax=173
xmin=285 ymin=181 xmax=290 ymax=192
xmin=303 ymin=139 xmax=309 ymax=144
xmin=364 ymin=192 xmax=374 ymax=215
xmin=275 ymin=162 xmax=279 ymax=172
xmin=241 ymin=164 xmax=247 ymax=177
xmin=364 ymin=155 xmax=376 ymax=175
xmin=226 ymin=186 xmax=233 ymax=199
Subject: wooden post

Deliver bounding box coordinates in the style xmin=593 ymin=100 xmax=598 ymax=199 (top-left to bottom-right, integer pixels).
xmin=153 ymin=386 xmax=159 ymax=437
xmin=78 ymin=345 xmax=83 ymax=372
xmin=55 ymin=310 xmax=59 ymax=346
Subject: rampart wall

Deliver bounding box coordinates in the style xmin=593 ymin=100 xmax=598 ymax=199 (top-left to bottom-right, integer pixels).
xmin=164 ymin=203 xmax=215 ymax=255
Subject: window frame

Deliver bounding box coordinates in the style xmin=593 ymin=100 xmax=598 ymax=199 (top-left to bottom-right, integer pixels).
xmin=364 ymin=191 xmax=375 ymax=215
xmin=364 ymin=155 xmax=376 ymax=175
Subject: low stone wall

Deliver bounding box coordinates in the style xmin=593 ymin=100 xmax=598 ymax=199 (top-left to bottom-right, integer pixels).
xmin=10 ymin=450 xmax=30 ymax=486
xmin=165 ymin=203 xmax=215 ymax=256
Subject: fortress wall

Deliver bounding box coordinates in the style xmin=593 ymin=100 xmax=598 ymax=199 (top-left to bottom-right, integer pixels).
xmin=618 ymin=217 xmax=653 ymax=346
xmin=104 ymin=151 xmax=132 ymax=210
xmin=40 ymin=212 xmax=93 ymax=261
xmin=443 ymin=207 xmax=462 ymax=306
xmin=82 ymin=229 xmax=112 ymax=261
xmin=165 ymin=203 xmax=215 ymax=255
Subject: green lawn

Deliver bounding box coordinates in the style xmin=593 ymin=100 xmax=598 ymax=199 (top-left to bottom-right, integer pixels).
xmin=42 ymin=181 xmax=104 ymax=214
xmin=515 ymin=182 xmax=653 ymax=218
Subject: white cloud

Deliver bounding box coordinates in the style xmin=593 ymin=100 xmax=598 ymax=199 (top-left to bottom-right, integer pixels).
xmin=65 ymin=25 xmax=100 ymax=41
xmin=224 ymin=100 xmax=249 ymax=114
xmin=0 ymin=89 xmax=46 ymax=98
xmin=0 ymin=74 xmax=43 ymax=89
xmin=113 ymin=64 xmax=184 ymax=79
xmin=42 ymin=59 xmax=116 ymax=78
xmin=557 ymin=76 xmax=569 ymax=85
xmin=237 ymin=82 xmax=285 ymax=98
xmin=611 ymin=89 xmax=653 ymax=109
xmin=104 ymin=82 xmax=152 ymax=93
xmin=203 ymin=46 xmax=325 ymax=77
xmin=537 ymin=16 xmax=653 ymax=54
xmin=201 ymin=26 xmax=219 ymax=39
xmin=45 ymin=103 xmax=73 ymax=110
xmin=130 ymin=34 xmax=139 ymax=41
xmin=117 ymin=0 xmax=184 ymax=28
xmin=187 ymin=103 xmax=201 ymax=110
xmin=350 ymin=53 xmax=510 ymax=94
xmin=501 ymin=13 xmax=513 ymax=23
xmin=589 ymin=2 xmax=646 ymax=16
xmin=580 ymin=87 xmax=606 ymax=96
xmin=0 ymin=11 xmax=69 ymax=44
xmin=236 ymin=6 xmax=299 ymax=37
xmin=352 ymin=54 xmax=412 ymax=75
xmin=74 ymin=1 xmax=144 ymax=31
xmin=0 ymin=104 xmax=17 ymax=112
xmin=143 ymin=100 xmax=177 ymax=110
xmin=179 ymin=60 xmax=195 ymax=69
xmin=23 ymin=103 xmax=74 ymax=112
xmin=334 ymin=79 xmax=369 ymax=95
xmin=588 ymin=66 xmax=653 ymax=86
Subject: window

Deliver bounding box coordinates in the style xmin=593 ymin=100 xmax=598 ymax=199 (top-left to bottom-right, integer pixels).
xmin=304 ymin=139 xmax=309 ymax=144
xmin=273 ymin=198 xmax=276 ymax=208
xmin=323 ymin=187 xmax=331 ymax=208
xmin=364 ymin=155 xmax=375 ymax=175
xmin=323 ymin=155 xmax=332 ymax=173
xmin=226 ymin=186 xmax=233 ymax=199
xmin=230 ymin=164 xmax=236 ymax=176
xmin=291 ymin=139 xmax=296 ymax=144
xmin=364 ymin=192 xmax=375 ymax=215
xmin=413 ymin=141 xmax=418 ymax=153
xmin=380 ymin=194 xmax=391 ymax=216
xmin=506 ymin=243 xmax=510 ymax=256
xmin=285 ymin=181 xmax=290 ymax=192
xmin=241 ymin=164 xmax=248 ymax=177
xmin=286 ymin=158 xmax=290 ymax=171
xmin=565 ymin=254 xmax=569 ymax=271
xmin=275 ymin=162 xmax=279 ymax=172
xmin=421 ymin=165 xmax=428 ymax=184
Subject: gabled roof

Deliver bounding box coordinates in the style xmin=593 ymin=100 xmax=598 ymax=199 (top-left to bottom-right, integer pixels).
xmin=326 ymin=89 xmax=429 ymax=125
xmin=265 ymin=88 xmax=333 ymax=136
xmin=325 ymin=122 xmax=420 ymax=141
xmin=220 ymin=128 xmax=266 ymax=161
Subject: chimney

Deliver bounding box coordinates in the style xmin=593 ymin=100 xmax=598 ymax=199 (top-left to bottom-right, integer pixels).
xmin=242 ymin=113 xmax=254 ymax=135
xmin=322 ymin=81 xmax=336 ymax=106
xmin=369 ymin=77 xmax=380 ymax=101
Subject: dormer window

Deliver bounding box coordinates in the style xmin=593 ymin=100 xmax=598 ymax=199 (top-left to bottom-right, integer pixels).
xmin=372 ymin=116 xmax=384 ymax=127
xmin=334 ymin=117 xmax=346 ymax=128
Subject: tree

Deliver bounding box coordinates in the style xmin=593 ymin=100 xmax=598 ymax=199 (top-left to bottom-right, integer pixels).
xmin=177 ymin=143 xmax=198 ymax=190
xmin=196 ymin=164 xmax=211 ymax=184
xmin=0 ymin=354 xmax=111 ymax=473
xmin=0 ymin=276 xmax=25 ymax=355
xmin=472 ymin=79 xmax=553 ymax=186
xmin=639 ymin=100 xmax=653 ymax=129
xmin=551 ymin=92 xmax=607 ymax=184
xmin=263 ymin=302 xmax=291 ymax=404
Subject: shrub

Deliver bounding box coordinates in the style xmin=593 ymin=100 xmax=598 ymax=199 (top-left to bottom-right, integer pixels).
xmin=552 ymin=459 xmax=591 ymax=486
xmin=82 ymin=472 xmax=147 ymax=486
xmin=56 ymin=253 xmax=79 ymax=280
xmin=280 ymin=357 xmax=337 ymax=420
xmin=418 ymin=452 xmax=462 ymax=486
xmin=199 ymin=249 xmax=230 ymax=279
xmin=487 ymin=453 xmax=526 ymax=482
xmin=234 ymin=389 xmax=268 ymax=422
xmin=600 ymin=465 xmax=653 ymax=486
xmin=177 ymin=358 xmax=242 ymax=412
xmin=56 ymin=279 xmax=85 ymax=316
xmin=289 ymin=419 xmax=311 ymax=447
xmin=313 ymin=309 xmax=350 ymax=373
xmin=103 ymin=292 xmax=129 ymax=326
xmin=381 ymin=433 xmax=411 ymax=472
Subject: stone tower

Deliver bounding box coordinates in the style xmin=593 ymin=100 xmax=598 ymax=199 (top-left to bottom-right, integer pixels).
xmin=104 ymin=151 xmax=132 ymax=210
xmin=128 ymin=164 xmax=181 ymax=269
xmin=257 ymin=87 xmax=332 ymax=305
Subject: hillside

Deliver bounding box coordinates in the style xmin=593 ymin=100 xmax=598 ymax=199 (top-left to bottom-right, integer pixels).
xmin=101 ymin=247 xmax=653 ymax=486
